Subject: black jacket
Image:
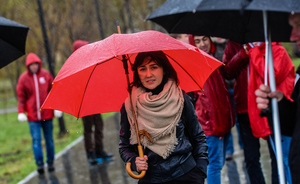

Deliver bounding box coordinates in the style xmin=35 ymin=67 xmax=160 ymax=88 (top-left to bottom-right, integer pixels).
xmin=119 ymin=92 xmax=208 ymax=183
xmin=277 ymin=79 xmax=300 ymax=184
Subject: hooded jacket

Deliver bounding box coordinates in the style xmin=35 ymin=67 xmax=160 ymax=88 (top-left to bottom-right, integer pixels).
xmin=189 ymin=35 xmax=235 ymax=137
xmin=223 ymin=41 xmax=295 ymax=138
xmin=16 ymin=53 xmax=54 ymax=121
xmin=247 ymin=42 xmax=295 ymax=138
xmin=73 ymin=40 xmax=89 ymax=53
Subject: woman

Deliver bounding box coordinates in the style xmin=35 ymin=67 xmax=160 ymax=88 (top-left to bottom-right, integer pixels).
xmin=119 ymin=51 xmax=208 ymax=184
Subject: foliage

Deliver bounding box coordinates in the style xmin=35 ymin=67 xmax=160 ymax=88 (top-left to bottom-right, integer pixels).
xmin=0 ymin=0 xmax=165 ymax=79
xmin=0 ymin=2 xmax=165 ymax=182
xmin=293 ymin=57 xmax=300 ymax=71
xmin=0 ymin=111 xmax=114 ymax=184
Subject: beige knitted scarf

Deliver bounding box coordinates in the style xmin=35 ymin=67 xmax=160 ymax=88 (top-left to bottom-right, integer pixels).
xmin=125 ymin=79 xmax=184 ymax=159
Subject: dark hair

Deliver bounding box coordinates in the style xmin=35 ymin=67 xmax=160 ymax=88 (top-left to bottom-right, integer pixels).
xmin=169 ymin=33 xmax=181 ymax=39
xmin=130 ymin=51 xmax=179 ymax=88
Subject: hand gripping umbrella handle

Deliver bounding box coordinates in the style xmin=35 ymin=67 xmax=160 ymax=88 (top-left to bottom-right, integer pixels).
xmin=126 ymin=145 xmax=146 ymax=179
xmin=117 ymin=22 xmax=146 ymax=179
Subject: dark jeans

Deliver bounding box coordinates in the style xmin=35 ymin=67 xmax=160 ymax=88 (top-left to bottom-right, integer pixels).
xmin=82 ymin=114 xmax=104 ymax=153
xmin=28 ymin=119 xmax=54 ymax=167
xmin=237 ymin=113 xmax=279 ymax=184
xmin=138 ymin=166 xmax=205 ymax=184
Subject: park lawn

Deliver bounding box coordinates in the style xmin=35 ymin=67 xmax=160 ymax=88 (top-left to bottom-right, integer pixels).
xmin=0 ymin=111 xmax=114 ymax=184
xmin=293 ymin=57 xmax=300 ymax=71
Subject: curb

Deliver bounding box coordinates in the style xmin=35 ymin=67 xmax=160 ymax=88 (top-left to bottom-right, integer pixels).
xmin=17 ymin=136 xmax=83 ymax=184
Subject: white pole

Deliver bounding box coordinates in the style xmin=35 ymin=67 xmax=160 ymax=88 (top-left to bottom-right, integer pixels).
xmin=263 ymin=11 xmax=268 ymax=85
xmin=263 ymin=10 xmax=285 ymax=184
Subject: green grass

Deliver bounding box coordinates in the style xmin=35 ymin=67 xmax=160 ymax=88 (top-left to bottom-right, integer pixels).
xmin=0 ymin=80 xmax=16 ymax=110
xmin=292 ymin=57 xmax=300 ymax=71
xmin=0 ymin=111 xmax=114 ymax=184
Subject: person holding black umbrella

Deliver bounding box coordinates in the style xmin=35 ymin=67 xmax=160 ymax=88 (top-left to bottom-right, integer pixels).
xmin=255 ymin=12 xmax=300 ymax=184
xmin=223 ymin=38 xmax=295 ymax=184
xmin=188 ymin=35 xmax=236 ymax=184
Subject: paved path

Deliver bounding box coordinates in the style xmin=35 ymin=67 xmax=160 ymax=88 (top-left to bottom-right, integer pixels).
xmin=18 ymin=113 xmax=273 ymax=184
xmin=0 ymin=107 xmax=17 ymax=114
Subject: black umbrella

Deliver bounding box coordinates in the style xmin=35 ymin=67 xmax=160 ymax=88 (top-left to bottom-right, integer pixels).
xmin=147 ymin=0 xmax=298 ymax=44
xmin=148 ymin=1 xmax=300 ymax=183
xmin=0 ymin=16 xmax=29 ymax=69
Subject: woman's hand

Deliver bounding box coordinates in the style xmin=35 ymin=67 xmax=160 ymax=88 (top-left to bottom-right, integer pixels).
xmin=135 ymin=155 xmax=148 ymax=172
xmin=255 ymin=84 xmax=284 ymax=110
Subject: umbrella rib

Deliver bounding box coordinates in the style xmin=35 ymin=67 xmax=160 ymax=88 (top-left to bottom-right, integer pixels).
xmin=164 ymin=52 xmax=203 ymax=91
xmin=76 ymin=57 xmax=116 ymax=118
xmin=170 ymin=13 xmax=189 ymax=33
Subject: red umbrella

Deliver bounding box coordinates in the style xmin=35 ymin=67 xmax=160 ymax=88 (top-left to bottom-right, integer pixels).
xmin=42 ymin=30 xmax=222 ymax=179
xmin=42 ymin=30 xmax=222 ymax=118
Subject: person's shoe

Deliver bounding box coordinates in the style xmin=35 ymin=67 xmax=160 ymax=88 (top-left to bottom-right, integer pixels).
xmin=48 ymin=165 xmax=55 ymax=172
xmin=225 ymin=152 xmax=233 ymax=161
xmin=96 ymin=149 xmax=113 ymax=159
xmin=37 ymin=166 xmax=45 ymax=175
xmin=87 ymin=151 xmax=97 ymax=165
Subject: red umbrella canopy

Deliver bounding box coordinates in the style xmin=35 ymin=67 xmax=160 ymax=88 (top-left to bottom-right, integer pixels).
xmin=42 ymin=30 xmax=222 ymax=118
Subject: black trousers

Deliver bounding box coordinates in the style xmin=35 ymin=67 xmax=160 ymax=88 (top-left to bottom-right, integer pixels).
xmin=82 ymin=114 xmax=104 ymax=153
xmin=138 ymin=166 xmax=205 ymax=184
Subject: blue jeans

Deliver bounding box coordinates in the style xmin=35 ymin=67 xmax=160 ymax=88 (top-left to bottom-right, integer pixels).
xmin=235 ymin=122 xmax=243 ymax=150
xmin=226 ymin=131 xmax=234 ymax=155
xmin=28 ymin=119 xmax=55 ymax=167
xmin=238 ymin=113 xmax=279 ymax=184
xmin=227 ymin=88 xmax=243 ymax=151
xmin=269 ymin=135 xmax=292 ymax=184
xmin=206 ymin=134 xmax=229 ymax=184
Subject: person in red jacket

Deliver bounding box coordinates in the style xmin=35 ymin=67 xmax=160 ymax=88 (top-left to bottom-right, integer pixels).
xmin=255 ymin=12 xmax=300 ymax=184
xmin=189 ymin=35 xmax=235 ymax=184
xmin=16 ymin=53 xmax=62 ymax=175
xmin=223 ymin=41 xmax=273 ymax=184
xmin=248 ymin=42 xmax=294 ymax=184
xmin=223 ymin=41 xmax=294 ymax=183
xmin=73 ymin=40 xmax=112 ymax=165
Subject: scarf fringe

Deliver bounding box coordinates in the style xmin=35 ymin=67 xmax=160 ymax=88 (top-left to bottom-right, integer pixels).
xmin=162 ymin=138 xmax=178 ymax=159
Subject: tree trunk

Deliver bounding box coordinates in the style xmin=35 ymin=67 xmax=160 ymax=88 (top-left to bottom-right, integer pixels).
xmin=36 ymin=0 xmax=68 ymax=136
xmin=93 ymin=0 xmax=105 ymax=39
xmin=124 ymin=0 xmax=134 ymax=33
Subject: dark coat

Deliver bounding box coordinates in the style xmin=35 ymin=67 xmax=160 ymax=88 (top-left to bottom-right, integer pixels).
xmin=119 ymin=92 xmax=208 ymax=183
xmin=277 ymin=79 xmax=300 ymax=183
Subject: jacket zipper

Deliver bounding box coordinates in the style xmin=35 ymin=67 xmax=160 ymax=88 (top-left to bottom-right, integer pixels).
xmin=33 ymin=74 xmax=41 ymax=120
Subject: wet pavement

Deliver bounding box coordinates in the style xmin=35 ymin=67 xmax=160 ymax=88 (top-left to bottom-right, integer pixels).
xmin=18 ymin=112 xmax=273 ymax=184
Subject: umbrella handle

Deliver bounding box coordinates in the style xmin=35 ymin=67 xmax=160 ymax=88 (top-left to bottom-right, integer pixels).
xmin=126 ymin=145 xmax=146 ymax=179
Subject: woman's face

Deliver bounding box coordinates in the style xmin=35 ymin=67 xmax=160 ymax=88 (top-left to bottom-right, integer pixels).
xmin=137 ymin=57 xmax=164 ymax=90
